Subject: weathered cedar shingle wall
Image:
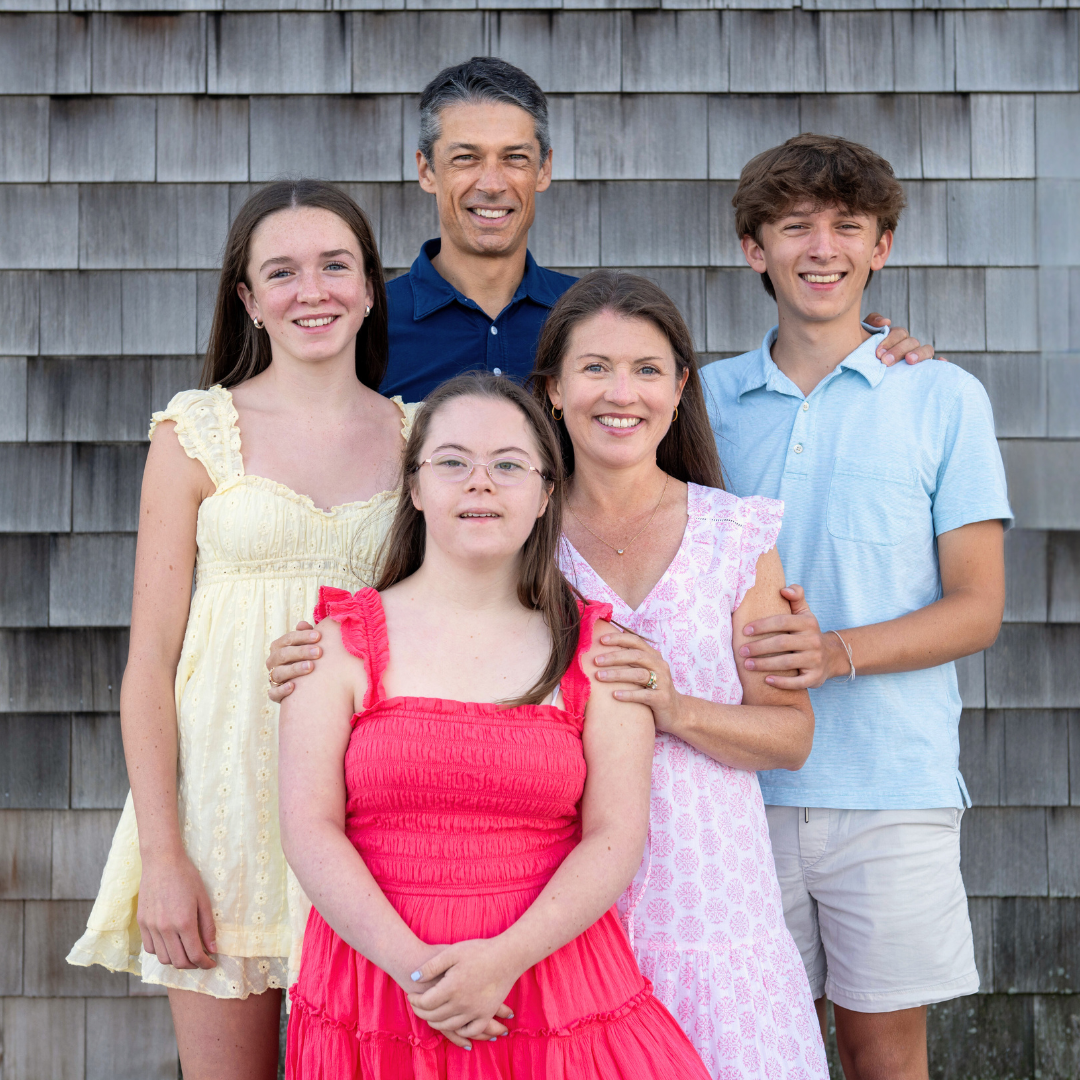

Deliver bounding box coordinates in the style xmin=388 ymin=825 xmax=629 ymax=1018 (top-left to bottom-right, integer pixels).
xmin=1 ymin=6 xmax=1078 ymax=1078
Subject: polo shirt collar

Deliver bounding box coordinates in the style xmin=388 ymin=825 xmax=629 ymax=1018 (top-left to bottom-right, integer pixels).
xmin=408 ymin=238 xmax=560 ymax=320
xmin=737 ymin=322 xmax=890 ymax=399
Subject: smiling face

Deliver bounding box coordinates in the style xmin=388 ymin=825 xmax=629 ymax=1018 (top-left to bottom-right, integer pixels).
xmin=417 ymin=100 xmax=552 ymax=261
xmin=547 ymin=310 xmax=689 ymax=474
xmin=411 ymin=395 xmax=552 ymax=567
xmin=236 ymin=205 xmax=374 ymax=366
xmin=741 ymin=203 xmax=892 ymax=325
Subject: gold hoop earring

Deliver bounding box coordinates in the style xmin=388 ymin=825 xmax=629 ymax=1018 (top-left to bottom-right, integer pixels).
xmin=672 ymin=406 xmax=678 ymax=421
xmin=551 ymin=404 xmax=563 ymax=421
xmin=253 ymin=317 xmax=264 ymax=329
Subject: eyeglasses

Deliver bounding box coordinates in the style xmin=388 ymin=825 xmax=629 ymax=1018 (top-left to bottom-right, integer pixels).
xmin=417 ymin=453 xmax=548 ymax=487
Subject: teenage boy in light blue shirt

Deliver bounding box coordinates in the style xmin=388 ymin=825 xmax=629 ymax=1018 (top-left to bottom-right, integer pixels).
xmin=699 ymin=134 xmax=1012 ymax=1080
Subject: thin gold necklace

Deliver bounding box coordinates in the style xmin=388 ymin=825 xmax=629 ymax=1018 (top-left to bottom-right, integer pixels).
xmin=566 ymin=473 xmax=670 ymax=556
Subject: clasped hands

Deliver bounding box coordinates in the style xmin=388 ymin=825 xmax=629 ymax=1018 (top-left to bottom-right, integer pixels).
xmin=402 ymin=938 xmax=520 ymax=1052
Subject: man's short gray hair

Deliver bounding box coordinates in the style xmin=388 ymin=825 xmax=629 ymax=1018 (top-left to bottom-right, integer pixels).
xmin=418 ymin=56 xmax=550 ymax=166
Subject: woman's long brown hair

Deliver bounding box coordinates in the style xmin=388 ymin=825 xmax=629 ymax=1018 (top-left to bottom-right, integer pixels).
xmin=528 ymin=270 xmax=724 ymax=489
xmin=200 ymin=179 xmax=388 ymax=391
xmin=374 ymin=373 xmax=582 ymax=708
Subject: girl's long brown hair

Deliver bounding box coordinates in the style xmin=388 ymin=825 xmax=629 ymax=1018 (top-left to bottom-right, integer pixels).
xmin=528 ymin=270 xmax=724 ymax=489
xmin=374 ymin=373 xmax=582 ymax=708
xmin=200 ymin=179 xmax=388 ymax=391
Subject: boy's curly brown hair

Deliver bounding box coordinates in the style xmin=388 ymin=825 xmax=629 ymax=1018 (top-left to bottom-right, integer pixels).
xmin=733 ymin=133 xmax=907 ymax=298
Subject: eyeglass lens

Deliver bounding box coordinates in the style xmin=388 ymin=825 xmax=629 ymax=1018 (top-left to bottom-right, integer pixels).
xmin=429 ymin=454 xmax=532 ymax=486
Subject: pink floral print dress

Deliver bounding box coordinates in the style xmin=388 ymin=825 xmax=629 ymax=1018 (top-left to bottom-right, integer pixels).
xmin=558 ymin=483 xmax=828 ymax=1080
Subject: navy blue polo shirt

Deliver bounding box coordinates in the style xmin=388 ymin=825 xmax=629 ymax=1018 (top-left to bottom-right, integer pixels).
xmin=381 ymin=238 xmax=577 ymax=402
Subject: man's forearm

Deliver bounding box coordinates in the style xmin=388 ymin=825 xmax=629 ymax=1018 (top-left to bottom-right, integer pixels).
xmin=825 ymin=587 xmax=1002 ymax=679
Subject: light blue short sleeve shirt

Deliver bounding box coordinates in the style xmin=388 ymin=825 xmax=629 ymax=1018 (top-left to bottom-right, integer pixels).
xmin=699 ymin=324 xmax=1013 ymax=809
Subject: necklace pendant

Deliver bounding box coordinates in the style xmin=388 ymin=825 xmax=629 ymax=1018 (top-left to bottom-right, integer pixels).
xmin=617 ymin=549 xmax=625 ymax=555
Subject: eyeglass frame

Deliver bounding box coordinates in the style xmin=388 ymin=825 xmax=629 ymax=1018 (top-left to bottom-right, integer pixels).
xmin=414 ymin=453 xmax=551 ymax=487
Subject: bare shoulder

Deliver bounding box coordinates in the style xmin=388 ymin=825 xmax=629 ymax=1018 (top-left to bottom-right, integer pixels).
xmin=286 ymin=616 xmax=369 ymax=711
xmin=733 ymin=547 xmax=790 ymax=627
xmin=145 ymin=420 xmax=215 ymax=501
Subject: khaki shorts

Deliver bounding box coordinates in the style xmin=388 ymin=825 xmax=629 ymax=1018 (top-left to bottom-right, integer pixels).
xmin=765 ymin=806 xmax=980 ymax=1013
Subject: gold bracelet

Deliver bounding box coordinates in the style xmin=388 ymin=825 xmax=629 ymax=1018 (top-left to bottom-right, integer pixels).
xmin=829 ymin=630 xmax=856 ymax=682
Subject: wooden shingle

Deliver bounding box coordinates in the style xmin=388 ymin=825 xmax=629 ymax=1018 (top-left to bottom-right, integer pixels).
xmin=620 ymin=11 xmax=727 ymax=94
xmin=49 ymin=97 xmax=156 ymax=183
xmin=919 ymin=95 xmax=970 ymax=180
xmin=908 ymin=267 xmax=986 ymax=352
xmin=0 ymin=272 xmax=40 ymax=356
xmin=1001 ymin=711 xmax=1070 ymax=807
xmin=377 ymin=182 xmax=440 ymax=268
xmin=23 ymin=899 xmax=128 ymax=996
xmin=891 ymin=12 xmax=955 ymax=95
xmin=1002 ymin=528 xmax=1048 ymax=623
xmin=704 ymin=267 xmax=778 ymax=353
xmin=999 ymin=442 xmax=1080 ymax=533
xmin=1048 ymin=533 xmax=1080 ymax=625
xmin=79 ymin=183 xmax=178 ymax=270
xmin=86 ymin=998 xmax=178 ymax=1080
xmin=0 ymin=810 xmax=53 ymax=898
xmin=960 ymin=807 xmax=1048 ymax=897
xmin=971 ymin=94 xmax=1035 ymax=180
xmin=955 ymin=12 xmax=1079 ymax=94
xmin=0 ymin=997 xmax=86 ymax=1080
xmin=707 ymin=95 xmax=800 ymax=182
xmin=727 ymin=11 xmax=825 ymax=94
xmin=51 ymin=810 xmax=122 ymax=900
xmin=599 ymin=181 xmax=710 ymax=266
xmin=122 ymin=271 xmax=198 ymax=354
xmin=1035 ymin=93 xmax=1080 ymax=180
xmin=0 ymin=443 xmax=72 ymax=532
xmin=574 ymin=94 xmax=708 ymax=180
xmin=798 ymin=94 xmax=922 ymax=179
xmin=0 ymin=96 xmax=49 ymax=183
xmin=49 ymin=534 xmax=137 ymax=628
xmin=890 ymin=180 xmax=948 ymax=266
xmin=71 ymin=714 xmax=128 ymax=810
xmin=1047 ymin=809 xmax=1080 ymax=898
xmin=156 ymin=96 xmax=249 ymax=183
xmin=0 ymin=899 xmax=24 ymax=995
xmin=947 ymin=180 xmax=1037 ymax=268
xmin=0 ymin=535 xmax=49 ymax=627
xmin=91 ymin=13 xmax=207 ymax=94
xmin=72 ymin=444 xmax=147 ymax=533
xmin=353 ymin=12 xmax=486 ymax=93
xmin=959 ymin=708 xmax=1003 ymax=806
xmin=39 ymin=271 xmax=122 ymax=355
xmin=822 ymin=13 xmax=894 ymax=93
xmin=0 ymin=628 xmax=126 ymax=712
xmin=0 ymin=14 xmax=90 ymax=95
xmin=985 ymin=270 xmax=1039 ymax=353
xmin=210 ymin=13 xmax=349 ymax=94
xmin=992 ymin=898 xmax=1080 ymax=992
xmin=0 ymin=185 xmax=79 ymax=270
xmin=530 ymin=181 xmax=600 ymax=269
xmin=0 ymin=355 xmax=28 ymax=440
xmin=249 ymin=95 xmax=404 ymax=181
xmin=0 ymin=715 xmax=70 ymax=809
xmin=986 ymin=623 xmax=1080 ymax=708
xmin=27 ymin=358 xmax=152 ymax=442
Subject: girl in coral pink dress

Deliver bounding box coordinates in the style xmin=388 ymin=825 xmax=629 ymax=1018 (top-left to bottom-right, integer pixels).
xmin=277 ymin=374 xmax=710 ymax=1079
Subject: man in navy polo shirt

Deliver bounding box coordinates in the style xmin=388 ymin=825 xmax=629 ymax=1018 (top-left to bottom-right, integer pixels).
xmin=383 ymin=57 xmax=934 ymax=404
xmin=381 ymin=57 xmax=576 ymax=401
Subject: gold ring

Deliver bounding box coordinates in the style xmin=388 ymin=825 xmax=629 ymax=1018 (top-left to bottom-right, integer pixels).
xmin=645 ymin=670 xmax=658 ymax=691
xmin=268 ymin=669 xmax=280 ymax=688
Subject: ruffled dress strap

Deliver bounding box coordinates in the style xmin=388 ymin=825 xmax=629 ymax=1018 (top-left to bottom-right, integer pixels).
xmin=392 ymin=396 xmax=421 ymax=441
xmin=148 ymin=385 xmax=243 ymax=492
xmin=731 ymin=493 xmax=784 ymax=611
xmin=312 ymin=586 xmax=389 ymax=711
xmin=558 ymin=599 xmax=614 ymax=719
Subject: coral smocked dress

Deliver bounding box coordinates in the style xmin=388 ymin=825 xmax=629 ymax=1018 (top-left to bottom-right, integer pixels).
xmin=286 ymin=586 xmax=711 ymax=1080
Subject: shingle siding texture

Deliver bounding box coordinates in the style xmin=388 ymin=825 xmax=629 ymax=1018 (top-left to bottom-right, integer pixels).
xmin=0 ymin=4 xmax=1077 ymax=1077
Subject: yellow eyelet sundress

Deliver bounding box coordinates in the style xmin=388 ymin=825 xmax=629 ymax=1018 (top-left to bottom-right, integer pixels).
xmin=68 ymin=385 xmax=419 ymax=998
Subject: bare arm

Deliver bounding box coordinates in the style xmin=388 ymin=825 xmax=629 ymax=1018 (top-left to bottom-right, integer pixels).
xmin=817 ymin=519 xmax=1005 ymax=678
xmin=122 ymin=421 xmax=218 ymax=969
xmin=594 ymin=547 xmax=814 ymax=772
xmin=407 ymin=618 xmax=655 ymax=1038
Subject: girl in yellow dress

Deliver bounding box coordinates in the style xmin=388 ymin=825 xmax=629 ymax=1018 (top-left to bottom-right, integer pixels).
xmin=68 ymin=180 xmax=418 ymax=1080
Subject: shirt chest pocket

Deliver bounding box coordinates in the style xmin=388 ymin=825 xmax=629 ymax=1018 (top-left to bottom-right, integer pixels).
xmin=826 ymin=458 xmax=927 ymax=546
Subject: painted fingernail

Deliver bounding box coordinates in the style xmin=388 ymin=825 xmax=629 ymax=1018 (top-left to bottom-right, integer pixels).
xmin=410 ymin=970 xmax=422 ymax=981
xmin=507 ymin=1011 xmax=514 ymax=1019
xmin=463 ymin=1044 xmax=472 ymax=1051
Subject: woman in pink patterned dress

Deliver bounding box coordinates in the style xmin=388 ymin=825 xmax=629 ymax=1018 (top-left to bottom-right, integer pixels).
xmin=531 ymin=270 xmax=830 ymax=1080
